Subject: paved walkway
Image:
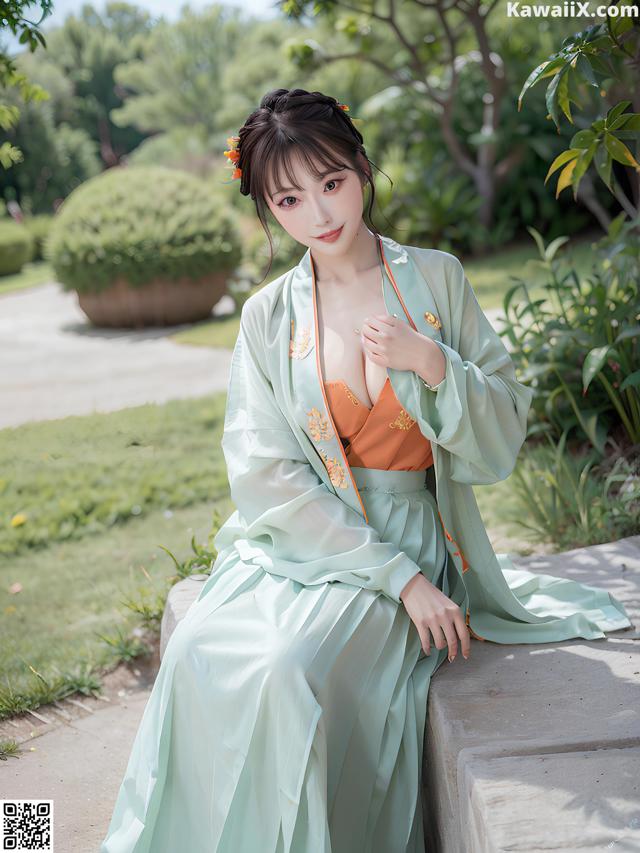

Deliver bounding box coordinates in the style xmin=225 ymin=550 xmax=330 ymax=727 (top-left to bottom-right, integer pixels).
xmin=0 ymin=283 xmax=235 ymax=428
xmin=0 ymin=281 xmax=507 ymax=429
xmin=0 ymin=663 xmax=155 ymax=852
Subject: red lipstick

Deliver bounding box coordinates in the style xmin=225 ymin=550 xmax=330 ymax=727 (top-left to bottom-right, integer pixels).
xmin=315 ymin=225 xmax=344 ymax=242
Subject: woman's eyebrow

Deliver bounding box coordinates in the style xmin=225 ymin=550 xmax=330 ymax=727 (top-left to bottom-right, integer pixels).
xmin=270 ymin=168 xmax=345 ymax=199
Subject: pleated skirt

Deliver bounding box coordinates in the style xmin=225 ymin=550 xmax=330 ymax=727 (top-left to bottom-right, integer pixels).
xmin=99 ymin=466 xmax=455 ymax=853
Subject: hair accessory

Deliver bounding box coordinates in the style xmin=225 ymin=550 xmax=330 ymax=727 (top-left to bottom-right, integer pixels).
xmin=339 ymin=102 xmax=363 ymax=128
xmin=223 ymin=135 xmax=242 ymax=181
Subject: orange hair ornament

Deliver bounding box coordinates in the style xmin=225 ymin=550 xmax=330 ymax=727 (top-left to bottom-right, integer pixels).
xmin=223 ymin=135 xmax=242 ymax=182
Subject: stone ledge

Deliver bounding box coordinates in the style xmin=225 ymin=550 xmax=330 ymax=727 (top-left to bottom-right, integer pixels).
xmin=159 ymin=572 xmax=209 ymax=660
xmin=422 ymin=534 xmax=640 ymax=853
xmin=459 ymin=746 xmax=640 ymax=852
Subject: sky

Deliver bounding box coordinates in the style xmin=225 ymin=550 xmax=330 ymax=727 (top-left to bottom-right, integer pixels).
xmin=3 ymin=0 xmax=279 ymax=56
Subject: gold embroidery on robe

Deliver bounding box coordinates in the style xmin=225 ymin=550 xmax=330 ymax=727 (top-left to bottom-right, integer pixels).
xmin=307 ymin=406 xmax=334 ymax=442
xmin=389 ymin=409 xmax=416 ymax=430
xmin=289 ymin=320 xmax=312 ymax=359
xmin=424 ymin=311 xmax=442 ymax=331
xmin=343 ymin=385 xmax=361 ymax=407
xmin=318 ymin=448 xmax=349 ymax=489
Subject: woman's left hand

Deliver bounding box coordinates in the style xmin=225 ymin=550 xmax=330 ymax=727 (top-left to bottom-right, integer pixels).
xmin=360 ymin=313 xmax=445 ymax=379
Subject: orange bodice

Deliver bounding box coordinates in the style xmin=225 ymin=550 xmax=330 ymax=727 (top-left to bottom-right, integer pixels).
xmin=324 ymin=376 xmax=434 ymax=471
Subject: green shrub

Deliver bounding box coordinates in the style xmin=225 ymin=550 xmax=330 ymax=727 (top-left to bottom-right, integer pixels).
xmin=21 ymin=214 xmax=55 ymax=261
xmin=501 ymin=215 xmax=640 ymax=454
xmin=507 ymin=431 xmax=639 ymax=550
xmin=45 ymin=165 xmax=242 ymax=294
xmin=0 ymin=220 xmax=35 ymax=276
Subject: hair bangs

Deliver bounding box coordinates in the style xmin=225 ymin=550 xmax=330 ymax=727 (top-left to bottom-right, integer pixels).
xmin=258 ymin=131 xmax=353 ymax=204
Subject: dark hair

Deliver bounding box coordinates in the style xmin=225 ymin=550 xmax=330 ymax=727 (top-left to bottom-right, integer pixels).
xmin=233 ymin=87 xmax=391 ymax=283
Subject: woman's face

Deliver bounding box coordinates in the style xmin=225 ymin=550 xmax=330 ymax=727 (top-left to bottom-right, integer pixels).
xmin=264 ymin=149 xmax=367 ymax=254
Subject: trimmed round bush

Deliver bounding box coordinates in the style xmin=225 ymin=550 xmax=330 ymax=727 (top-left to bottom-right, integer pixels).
xmin=0 ymin=220 xmax=35 ymax=276
xmin=46 ymin=165 xmax=242 ymax=296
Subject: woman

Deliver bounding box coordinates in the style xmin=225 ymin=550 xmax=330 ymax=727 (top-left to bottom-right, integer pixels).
xmin=100 ymin=88 xmax=632 ymax=853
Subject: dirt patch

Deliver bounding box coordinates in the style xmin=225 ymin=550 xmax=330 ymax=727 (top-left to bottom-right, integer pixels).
xmin=0 ymin=635 xmax=161 ymax=749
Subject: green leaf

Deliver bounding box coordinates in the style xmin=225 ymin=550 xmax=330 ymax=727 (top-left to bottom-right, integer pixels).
xmin=614 ymin=325 xmax=640 ymax=344
xmin=576 ymin=53 xmax=599 ymax=87
xmin=557 ymin=69 xmax=574 ymax=123
xmin=583 ymin=344 xmax=614 ymax=391
xmin=604 ymin=133 xmax=640 ymax=170
xmin=607 ymin=100 xmax=632 ymax=124
xmin=526 ymin=226 xmax=546 ymax=257
xmin=607 ymin=12 xmax=634 ymax=43
xmin=588 ymin=53 xmax=614 ymax=76
xmin=556 ymin=158 xmax=577 ymax=197
xmin=593 ymin=144 xmax=612 ymax=189
xmin=545 ymin=235 xmax=570 ymax=261
xmin=615 ymin=114 xmax=640 ymax=131
xmin=546 ymin=66 xmax=567 ymax=129
xmin=620 ymin=371 xmax=640 ymax=392
xmin=610 ymin=112 xmax=633 ymax=131
xmin=518 ymin=57 xmax=565 ymax=110
xmin=570 ymin=129 xmax=597 ymax=148
xmin=545 ymin=148 xmax=580 ymax=183
xmin=571 ymin=142 xmax=597 ymax=195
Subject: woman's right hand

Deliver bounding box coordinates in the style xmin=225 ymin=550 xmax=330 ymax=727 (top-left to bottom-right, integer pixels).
xmin=399 ymin=572 xmax=470 ymax=662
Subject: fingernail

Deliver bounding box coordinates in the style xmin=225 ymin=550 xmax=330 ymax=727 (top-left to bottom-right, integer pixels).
xmin=448 ymin=654 xmax=455 ymax=663
xmin=463 ymin=654 xmax=468 ymax=660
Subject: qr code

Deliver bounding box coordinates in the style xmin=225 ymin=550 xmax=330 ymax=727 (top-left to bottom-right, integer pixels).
xmin=1 ymin=800 xmax=53 ymax=852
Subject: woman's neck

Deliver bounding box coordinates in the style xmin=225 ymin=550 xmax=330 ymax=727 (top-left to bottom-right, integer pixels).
xmin=311 ymin=224 xmax=380 ymax=287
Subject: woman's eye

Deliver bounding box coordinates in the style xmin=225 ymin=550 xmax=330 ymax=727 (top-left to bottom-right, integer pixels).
xmin=277 ymin=178 xmax=343 ymax=209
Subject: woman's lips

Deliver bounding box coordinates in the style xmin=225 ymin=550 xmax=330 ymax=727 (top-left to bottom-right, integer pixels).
xmin=315 ymin=225 xmax=343 ymax=242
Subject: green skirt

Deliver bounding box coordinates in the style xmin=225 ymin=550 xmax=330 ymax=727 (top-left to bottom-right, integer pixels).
xmin=100 ymin=466 xmax=454 ymax=853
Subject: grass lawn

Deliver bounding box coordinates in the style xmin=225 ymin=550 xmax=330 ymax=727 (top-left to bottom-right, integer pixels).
xmin=0 ymin=260 xmax=57 ymax=296
xmin=0 ymin=395 xmax=237 ymax=698
xmin=1 ymin=396 xmax=229 ymax=558
xmin=460 ymin=229 xmax=599 ymax=311
xmin=168 ymin=311 xmax=244 ymax=349
xmin=0 ymin=499 xmax=230 ymax=696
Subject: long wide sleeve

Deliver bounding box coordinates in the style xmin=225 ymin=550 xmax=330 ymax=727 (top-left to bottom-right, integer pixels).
xmin=408 ymin=252 xmax=534 ymax=485
xmin=217 ymin=300 xmax=424 ymax=604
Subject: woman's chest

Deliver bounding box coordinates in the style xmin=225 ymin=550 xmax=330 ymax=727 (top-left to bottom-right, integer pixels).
xmin=316 ymin=282 xmax=389 ymax=410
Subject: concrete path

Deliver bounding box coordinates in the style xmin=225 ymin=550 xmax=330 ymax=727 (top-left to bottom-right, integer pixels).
xmin=1 ymin=687 xmax=152 ymax=852
xmin=0 ymin=283 xmax=235 ymax=428
xmin=0 ymin=281 xmax=507 ymax=429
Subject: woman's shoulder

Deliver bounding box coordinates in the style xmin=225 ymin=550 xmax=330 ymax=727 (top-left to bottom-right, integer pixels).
xmin=402 ymin=242 xmax=464 ymax=279
xmin=398 ymin=242 xmax=468 ymax=309
xmin=240 ymin=268 xmax=290 ymax=329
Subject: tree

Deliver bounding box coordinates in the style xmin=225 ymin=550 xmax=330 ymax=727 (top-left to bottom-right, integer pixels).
xmin=278 ymin=0 xmax=545 ymax=229
xmin=41 ymin=3 xmax=154 ymax=168
xmin=0 ymin=1 xmax=52 ymax=171
xmin=519 ymin=9 xmax=640 ymax=224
